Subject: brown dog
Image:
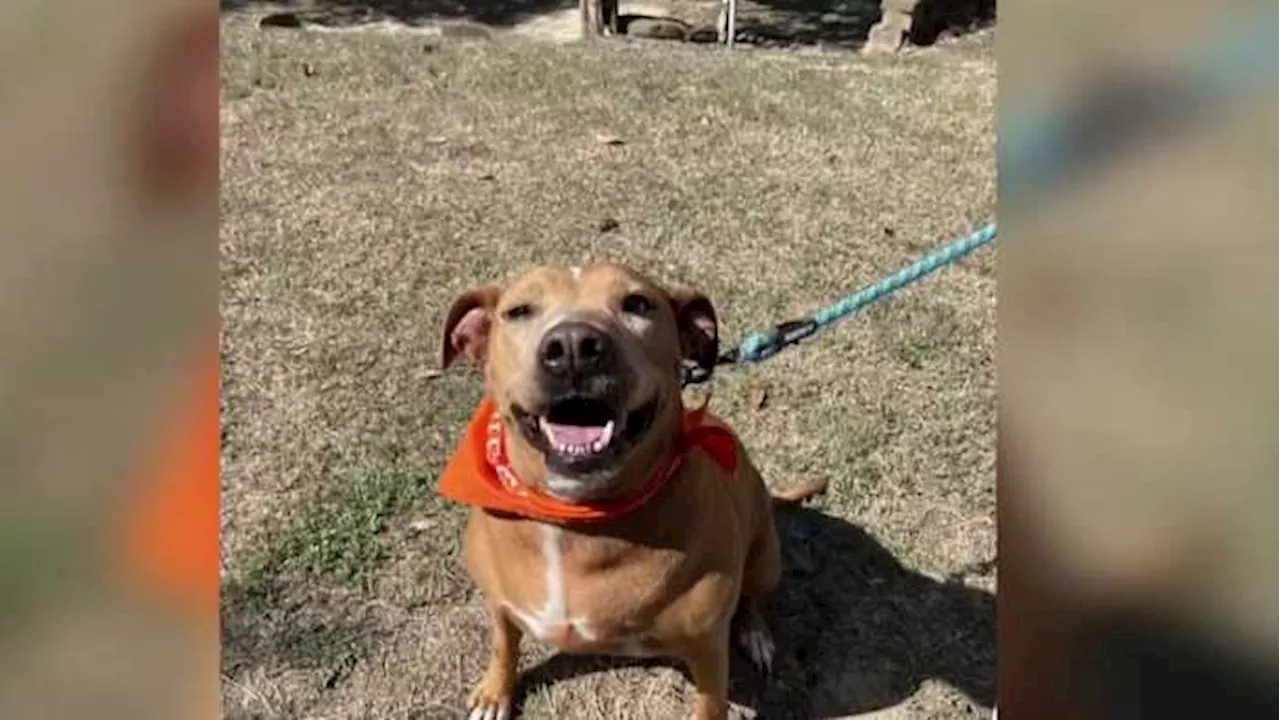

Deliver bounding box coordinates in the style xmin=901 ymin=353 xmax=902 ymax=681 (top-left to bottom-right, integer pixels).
xmin=438 ymin=264 xmax=824 ymax=720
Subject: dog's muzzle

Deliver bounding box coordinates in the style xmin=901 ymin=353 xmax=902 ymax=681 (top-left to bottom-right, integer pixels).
xmin=511 ymin=320 xmax=657 ymax=477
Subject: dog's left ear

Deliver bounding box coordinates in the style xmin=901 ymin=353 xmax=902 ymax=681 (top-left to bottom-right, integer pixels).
xmin=440 ymin=284 xmax=503 ymax=370
xmin=668 ymin=286 xmax=719 ymax=372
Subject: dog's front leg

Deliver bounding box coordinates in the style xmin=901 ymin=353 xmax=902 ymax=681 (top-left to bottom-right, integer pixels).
xmin=676 ymin=625 xmax=732 ymax=720
xmin=468 ymin=607 xmax=522 ymax=720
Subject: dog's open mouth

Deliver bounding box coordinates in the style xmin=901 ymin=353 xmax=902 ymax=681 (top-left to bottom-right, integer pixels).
xmin=540 ymin=398 xmax=617 ymax=456
xmin=513 ymin=395 xmax=659 ymax=474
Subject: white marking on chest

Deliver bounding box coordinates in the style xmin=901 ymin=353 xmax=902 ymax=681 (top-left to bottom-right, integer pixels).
xmin=505 ymin=524 xmax=597 ymax=642
xmin=570 ymin=266 xmax=583 ymax=281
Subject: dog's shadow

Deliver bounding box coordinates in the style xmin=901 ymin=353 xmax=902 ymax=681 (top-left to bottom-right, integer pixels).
xmin=515 ymin=505 xmax=995 ymax=718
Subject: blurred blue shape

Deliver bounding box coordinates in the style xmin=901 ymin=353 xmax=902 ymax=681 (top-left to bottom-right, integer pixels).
xmin=1001 ymin=4 xmax=1278 ymax=204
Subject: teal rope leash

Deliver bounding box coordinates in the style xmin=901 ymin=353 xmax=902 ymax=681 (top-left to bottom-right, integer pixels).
xmin=679 ymin=5 xmax=1274 ymax=387
xmin=683 ymin=222 xmax=996 ymax=386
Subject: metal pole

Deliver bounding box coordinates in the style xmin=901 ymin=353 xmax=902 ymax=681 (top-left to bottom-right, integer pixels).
xmin=725 ymin=0 xmax=736 ymax=48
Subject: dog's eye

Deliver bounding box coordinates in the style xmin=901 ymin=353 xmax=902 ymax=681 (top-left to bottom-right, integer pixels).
xmin=621 ymin=293 xmax=655 ymax=316
xmin=502 ymin=303 xmax=535 ymax=321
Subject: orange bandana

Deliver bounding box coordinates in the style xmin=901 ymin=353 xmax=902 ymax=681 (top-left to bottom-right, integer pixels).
xmin=438 ymin=397 xmax=739 ymax=523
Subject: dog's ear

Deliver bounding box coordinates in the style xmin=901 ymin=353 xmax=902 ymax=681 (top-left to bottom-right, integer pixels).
xmin=668 ymin=286 xmax=719 ymax=371
xmin=440 ymin=285 xmax=503 ymax=369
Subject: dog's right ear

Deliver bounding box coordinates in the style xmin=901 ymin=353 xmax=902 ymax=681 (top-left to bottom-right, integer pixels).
xmin=667 ymin=285 xmax=719 ymax=372
xmin=440 ymin=285 xmax=503 ymax=370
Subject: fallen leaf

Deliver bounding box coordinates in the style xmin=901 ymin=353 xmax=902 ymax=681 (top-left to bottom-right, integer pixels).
xmin=747 ymin=381 xmax=769 ymax=410
xmin=408 ymin=518 xmax=437 ymax=534
xmin=598 ymin=217 xmax=620 ymax=233
xmin=595 ymin=133 xmax=625 ymax=146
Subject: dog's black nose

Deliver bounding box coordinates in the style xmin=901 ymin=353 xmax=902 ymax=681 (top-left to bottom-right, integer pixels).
xmin=539 ymin=322 xmax=614 ymax=377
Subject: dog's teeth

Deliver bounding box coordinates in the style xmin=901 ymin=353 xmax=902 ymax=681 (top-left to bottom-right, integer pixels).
xmin=544 ymin=421 xmax=615 ymax=457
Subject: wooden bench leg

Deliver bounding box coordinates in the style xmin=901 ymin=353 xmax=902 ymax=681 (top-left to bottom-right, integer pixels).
xmin=602 ymin=0 xmax=618 ymax=35
xmin=863 ymin=0 xmax=920 ymax=54
xmin=580 ymin=0 xmax=603 ymax=40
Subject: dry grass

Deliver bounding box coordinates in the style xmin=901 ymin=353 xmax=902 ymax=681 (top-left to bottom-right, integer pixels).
xmin=220 ymin=9 xmax=995 ymax=718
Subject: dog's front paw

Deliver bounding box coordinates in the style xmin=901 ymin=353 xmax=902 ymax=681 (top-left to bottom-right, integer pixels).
xmin=467 ymin=680 xmax=513 ymax=720
xmin=732 ymin=599 xmax=776 ymax=674
xmin=736 ymin=624 xmax=775 ymax=674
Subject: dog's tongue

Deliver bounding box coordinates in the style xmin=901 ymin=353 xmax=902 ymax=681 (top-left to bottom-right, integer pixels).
xmin=543 ymin=422 xmax=607 ymax=447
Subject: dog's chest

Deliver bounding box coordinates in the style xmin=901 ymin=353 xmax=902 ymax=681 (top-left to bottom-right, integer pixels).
xmin=495 ymin=523 xmax=683 ymax=655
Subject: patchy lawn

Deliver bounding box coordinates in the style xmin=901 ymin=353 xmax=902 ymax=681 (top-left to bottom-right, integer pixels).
xmin=220 ymin=8 xmax=995 ymax=719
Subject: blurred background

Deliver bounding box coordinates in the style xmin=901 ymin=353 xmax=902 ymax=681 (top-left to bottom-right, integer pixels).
xmin=1 ymin=0 xmax=218 ymax=718
xmin=1000 ymin=0 xmax=1276 ymax=716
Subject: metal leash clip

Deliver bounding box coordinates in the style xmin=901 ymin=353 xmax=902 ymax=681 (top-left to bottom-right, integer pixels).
xmin=773 ymin=318 xmax=819 ymax=349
